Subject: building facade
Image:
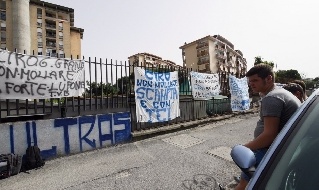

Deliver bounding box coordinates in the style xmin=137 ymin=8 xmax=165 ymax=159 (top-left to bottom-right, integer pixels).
xmin=179 ymin=35 xmax=247 ymax=77
xmin=128 ymin=52 xmax=180 ymax=71
xmin=0 ymin=0 xmax=84 ymax=58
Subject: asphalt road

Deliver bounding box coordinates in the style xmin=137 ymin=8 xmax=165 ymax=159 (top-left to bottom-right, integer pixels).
xmin=0 ymin=112 xmax=258 ymax=190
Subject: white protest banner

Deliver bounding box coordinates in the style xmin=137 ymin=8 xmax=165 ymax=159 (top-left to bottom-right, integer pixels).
xmin=190 ymin=71 xmax=220 ymax=100
xmin=0 ymin=49 xmax=85 ymax=99
xmin=134 ymin=67 xmax=180 ymax=123
xmin=228 ymin=75 xmax=250 ymax=111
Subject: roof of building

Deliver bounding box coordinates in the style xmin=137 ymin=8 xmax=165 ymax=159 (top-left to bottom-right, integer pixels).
xmin=70 ymin=27 xmax=84 ymax=39
xmin=180 ymin=35 xmax=246 ymax=59
xmin=31 ymin=0 xmax=84 ymax=35
xmin=128 ymin=52 xmax=162 ymax=60
xmin=235 ymin=50 xmax=243 ymax=57
xmin=128 ymin=53 xmax=178 ymax=65
xmin=213 ymin=35 xmax=234 ymax=49
xmin=31 ymin=0 xmax=74 ymax=13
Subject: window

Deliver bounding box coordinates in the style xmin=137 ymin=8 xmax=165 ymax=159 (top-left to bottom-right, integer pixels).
xmin=0 ymin=0 xmax=6 ymax=10
xmin=1 ymin=31 xmax=5 ymax=41
xmin=37 ymin=8 xmax=42 ymax=18
xmin=0 ymin=11 xmax=5 ymax=20
xmin=261 ymin=98 xmax=319 ymax=189
xmin=1 ymin=43 xmax=5 ymax=49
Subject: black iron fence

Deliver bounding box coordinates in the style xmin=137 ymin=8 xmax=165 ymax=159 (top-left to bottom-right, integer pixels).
xmin=0 ymin=50 xmax=235 ymax=132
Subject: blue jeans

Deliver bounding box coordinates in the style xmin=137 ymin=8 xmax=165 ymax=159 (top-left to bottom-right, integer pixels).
xmin=241 ymin=148 xmax=268 ymax=181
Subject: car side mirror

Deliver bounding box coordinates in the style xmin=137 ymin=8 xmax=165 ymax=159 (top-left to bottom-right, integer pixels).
xmin=231 ymin=145 xmax=256 ymax=178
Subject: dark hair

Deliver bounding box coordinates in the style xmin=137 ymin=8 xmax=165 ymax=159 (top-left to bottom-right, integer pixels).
xmin=291 ymin=80 xmax=306 ymax=92
xmin=246 ymin=64 xmax=274 ymax=80
xmin=283 ymin=83 xmax=304 ymax=95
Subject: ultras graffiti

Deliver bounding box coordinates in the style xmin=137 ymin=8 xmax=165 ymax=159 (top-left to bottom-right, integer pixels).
xmin=0 ymin=112 xmax=131 ymax=159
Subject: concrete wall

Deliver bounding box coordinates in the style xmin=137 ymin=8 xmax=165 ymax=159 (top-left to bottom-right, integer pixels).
xmin=184 ymin=43 xmax=198 ymax=71
xmin=70 ymin=30 xmax=81 ymax=58
xmin=0 ymin=112 xmax=131 ymax=160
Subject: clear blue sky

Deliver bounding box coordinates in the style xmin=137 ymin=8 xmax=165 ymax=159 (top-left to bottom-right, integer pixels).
xmin=49 ymin=0 xmax=319 ymax=79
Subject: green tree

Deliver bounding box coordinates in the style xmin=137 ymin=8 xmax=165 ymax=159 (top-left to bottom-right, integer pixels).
xmin=313 ymin=77 xmax=319 ymax=82
xmin=275 ymin=69 xmax=302 ymax=84
xmin=85 ymin=81 xmax=118 ymax=96
xmin=254 ymin=56 xmax=263 ymax=65
xmin=304 ymin=79 xmax=315 ymax=90
xmin=254 ymin=56 xmax=274 ymax=68
xmin=115 ymin=76 xmax=134 ymax=95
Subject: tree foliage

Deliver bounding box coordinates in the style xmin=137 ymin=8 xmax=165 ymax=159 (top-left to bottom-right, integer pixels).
xmin=275 ymin=70 xmax=302 ymax=84
xmin=85 ymin=81 xmax=118 ymax=96
xmin=254 ymin=56 xmax=274 ymax=68
xmin=115 ymin=76 xmax=134 ymax=95
xmin=313 ymin=77 xmax=319 ymax=82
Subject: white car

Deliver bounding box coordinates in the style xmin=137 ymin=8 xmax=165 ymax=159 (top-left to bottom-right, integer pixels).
xmin=231 ymin=88 xmax=319 ymax=190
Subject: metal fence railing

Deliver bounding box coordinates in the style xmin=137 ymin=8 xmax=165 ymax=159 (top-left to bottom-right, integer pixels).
xmin=0 ymin=50 xmax=238 ymax=132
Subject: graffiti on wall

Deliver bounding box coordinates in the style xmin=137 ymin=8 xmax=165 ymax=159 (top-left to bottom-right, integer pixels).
xmin=0 ymin=112 xmax=131 ymax=159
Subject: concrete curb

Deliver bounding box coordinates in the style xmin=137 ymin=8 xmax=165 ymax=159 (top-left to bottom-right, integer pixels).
xmin=132 ymin=108 xmax=258 ymax=142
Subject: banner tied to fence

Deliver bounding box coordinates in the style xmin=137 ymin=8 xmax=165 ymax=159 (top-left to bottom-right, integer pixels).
xmin=0 ymin=49 xmax=85 ymax=99
xmin=134 ymin=67 xmax=180 ymax=123
xmin=228 ymin=75 xmax=250 ymax=111
xmin=190 ymin=71 xmax=220 ymax=100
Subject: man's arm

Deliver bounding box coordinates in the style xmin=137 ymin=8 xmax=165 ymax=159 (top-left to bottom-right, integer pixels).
xmin=245 ymin=116 xmax=280 ymax=151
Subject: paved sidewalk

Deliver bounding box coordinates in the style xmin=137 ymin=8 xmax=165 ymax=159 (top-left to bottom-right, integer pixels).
xmin=132 ymin=108 xmax=259 ymax=190
xmin=0 ymin=108 xmax=259 ymax=190
xmin=132 ymin=108 xmax=259 ymax=141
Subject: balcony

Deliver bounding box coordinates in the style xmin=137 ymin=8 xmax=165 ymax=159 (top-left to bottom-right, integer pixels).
xmin=46 ymin=34 xmax=56 ymax=39
xmin=46 ymin=24 xmax=56 ymax=30
xmin=196 ymin=43 xmax=208 ymax=49
xmin=45 ymin=12 xmax=55 ymax=19
xmin=216 ymin=53 xmax=226 ymax=60
xmin=198 ymin=57 xmax=209 ymax=65
xmin=215 ymin=47 xmax=225 ymax=53
xmin=228 ymin=60 xmax=236 ymax=67
xmin=197 ymin=52 xmax=209 ymax=57
xmin=46 ymin=42 xmax=56 ymax=48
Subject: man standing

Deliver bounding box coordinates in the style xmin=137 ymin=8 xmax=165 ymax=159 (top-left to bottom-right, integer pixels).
xmin=235 ymin=64 xmax=301 ymax=190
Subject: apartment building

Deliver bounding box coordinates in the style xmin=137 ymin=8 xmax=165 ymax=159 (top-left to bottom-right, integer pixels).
xmin=179 ymin=35 xmax=247 ymax=77
xmin=0 ymin=0 xmax=84 ymax=58
xmin=128 ymin=52 xmax=181 ymax=71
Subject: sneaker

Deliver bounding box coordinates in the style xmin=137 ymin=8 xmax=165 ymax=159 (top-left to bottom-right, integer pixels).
xmin=234 ymin=176 xmax=241 ymax=183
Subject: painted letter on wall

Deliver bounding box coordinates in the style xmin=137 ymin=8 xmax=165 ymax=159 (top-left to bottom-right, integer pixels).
xmin=0 ymin=112 xmax=131 ymax=159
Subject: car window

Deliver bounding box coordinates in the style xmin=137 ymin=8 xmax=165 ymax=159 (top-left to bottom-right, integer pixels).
xmin=262 ymin=97 xmax=319 ymax=190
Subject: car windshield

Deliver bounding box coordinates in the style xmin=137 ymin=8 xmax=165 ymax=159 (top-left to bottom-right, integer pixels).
xmin=263 ymin=96 xmax=319 ymax=189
